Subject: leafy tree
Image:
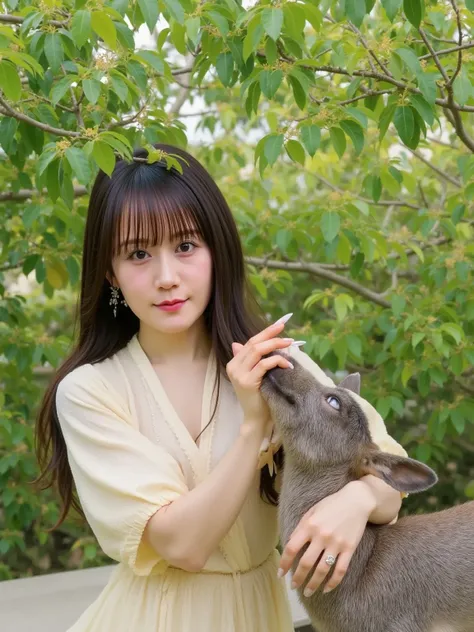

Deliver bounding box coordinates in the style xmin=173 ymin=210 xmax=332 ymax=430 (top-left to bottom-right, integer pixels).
xmin=1 ymin=0 xmax=473 ymax=578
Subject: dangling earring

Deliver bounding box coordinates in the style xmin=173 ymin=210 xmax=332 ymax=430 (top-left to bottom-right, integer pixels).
xmin=109 ymin=286 xmax=128 ymax=318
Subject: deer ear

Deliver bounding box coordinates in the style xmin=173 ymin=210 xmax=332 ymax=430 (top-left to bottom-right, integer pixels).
xmin=339 ymin=373 xmax=361 ymax=395
xmin=361 ymin=451 xmax=438 ymax=494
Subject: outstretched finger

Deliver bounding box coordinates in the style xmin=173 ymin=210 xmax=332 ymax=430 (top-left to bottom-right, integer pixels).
xmin=251 ymin=354 xmax=294 ymax=381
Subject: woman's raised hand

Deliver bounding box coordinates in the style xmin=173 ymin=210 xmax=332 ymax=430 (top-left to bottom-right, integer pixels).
xmin=226 ymin=313 xmax=295 ymax=434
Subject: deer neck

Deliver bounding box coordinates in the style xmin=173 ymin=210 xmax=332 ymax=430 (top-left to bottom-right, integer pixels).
xmin=280 ymin=453 xmax=378 ymax=569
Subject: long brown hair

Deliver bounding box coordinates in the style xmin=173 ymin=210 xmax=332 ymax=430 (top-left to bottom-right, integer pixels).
xmin=34 ymin=143 xmax=283 ymax=530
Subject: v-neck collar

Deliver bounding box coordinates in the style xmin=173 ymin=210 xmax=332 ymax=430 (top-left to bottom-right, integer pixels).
xmin=127 ymin=333 xmax=216 ymax=481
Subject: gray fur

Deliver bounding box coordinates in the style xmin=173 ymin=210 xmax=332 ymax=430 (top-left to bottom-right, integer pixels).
xmin=260 ymin=356 xmax=474 ymax=632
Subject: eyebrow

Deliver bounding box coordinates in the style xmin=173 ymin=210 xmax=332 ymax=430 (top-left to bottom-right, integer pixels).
xmin=119 ymin=229 xmax=200 ymax=250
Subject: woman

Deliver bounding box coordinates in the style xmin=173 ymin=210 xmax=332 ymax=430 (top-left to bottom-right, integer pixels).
xmin=35 ymin=143 xmax=407 ymax=632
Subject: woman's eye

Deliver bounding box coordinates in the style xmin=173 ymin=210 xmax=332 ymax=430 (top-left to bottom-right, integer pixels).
xmin=177 ymin=241 xmax=196 ymax=253
xmin=128 ymin=250 xmax=149 ymax=261
xmin=326 ymin=396 xmax=341 ymax=410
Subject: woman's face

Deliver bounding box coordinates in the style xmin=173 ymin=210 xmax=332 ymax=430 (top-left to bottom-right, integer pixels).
xmin=110 ymin=221 xmax=213 ymax=335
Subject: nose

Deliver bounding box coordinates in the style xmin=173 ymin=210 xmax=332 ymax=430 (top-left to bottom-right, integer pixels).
xmin=154 ymin=251 xmax=179 ymax=289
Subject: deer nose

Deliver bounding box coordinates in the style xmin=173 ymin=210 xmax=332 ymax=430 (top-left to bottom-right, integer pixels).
xmin=264 ymin=369 xmax=297 ymax=406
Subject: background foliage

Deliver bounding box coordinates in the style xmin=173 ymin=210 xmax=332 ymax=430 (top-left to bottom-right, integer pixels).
xmin=1 ymin=0 xmax=473 ymax=579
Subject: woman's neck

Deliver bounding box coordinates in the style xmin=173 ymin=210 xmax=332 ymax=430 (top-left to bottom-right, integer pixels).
xmin=138 ymin=322 xmax=212 ymax=365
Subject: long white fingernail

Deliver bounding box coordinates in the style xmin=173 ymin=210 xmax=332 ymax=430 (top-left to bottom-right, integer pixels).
xmin=304 ymin=587 xmax=315 ymax=598
xmin=290 ymin=341 xmax=306 ymax=347
xmin=274 ymin=313 xmax=293 ymax=325
xmin=277 ymin=568 xmax=284 ymax=579
xmin=286 ymin=362 xmax=294 ymax=369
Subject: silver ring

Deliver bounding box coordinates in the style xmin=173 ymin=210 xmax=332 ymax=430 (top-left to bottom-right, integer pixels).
xmin=325 ymin=554 xmax=336 ymax=567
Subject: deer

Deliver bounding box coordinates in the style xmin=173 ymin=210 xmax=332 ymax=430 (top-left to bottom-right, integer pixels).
xmin=260 ymin=353 xmax=474 ymax=632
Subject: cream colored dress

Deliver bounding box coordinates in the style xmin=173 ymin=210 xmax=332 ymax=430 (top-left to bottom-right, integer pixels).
xmin=55 ymin=334 xmax=407 ymax=632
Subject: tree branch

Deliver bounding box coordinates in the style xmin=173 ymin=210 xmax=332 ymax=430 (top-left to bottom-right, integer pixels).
xmin=245 ymin=256 xmax=391 ymax=308
xmin=303 ymin=169 xmax=420 ymax=210
xmin=107 ymin=101 xmax=148 ymax=129
xmin=418 ymin=27 xmax=450 ymax=83
xmin=169 ymin=53 xmax=195 ymax=116
xmin=0 ymin=186 xmax=87 ymax=202
xmin=418 ymin=42 xmax=474 ymax=61
xmin=0 ymin=13 xmax=66 ymax=27
xmin=446 ymin=0 xmax=463 ymax=87
xmin=0 ymin=95 xmax=81 ymax=138
xmin=444 ymin=95 xmax=474 ymax=153
xmin=408 ymin=149 xmax=462 ymax=187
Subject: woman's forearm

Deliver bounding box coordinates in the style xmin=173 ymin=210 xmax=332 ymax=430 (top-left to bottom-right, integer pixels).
xmin=144 ymin=420 xmax=267 ymax=570
xmin=357 ymin=474 xmax=402 ymax=524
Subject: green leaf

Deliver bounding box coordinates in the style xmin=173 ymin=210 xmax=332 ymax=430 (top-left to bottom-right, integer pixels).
xmin=138 ymin=0 xmax=160 ymax=32
xmin=65 ymin=146 xmax=92 ymax=185
xmin=393 ymin=106 xmax=415 ymax=146
xmin=205 ymin=11 xmax=229 ymax=37
xmin=391 ymin=294 xmax=406 ymax=317
xmin=345 ymin=0 xmax=367 ymax=27
xmin=264 ymin=133 xmax=284 ymax=166
xmin=288 ymin=74 xmax=307 ymax=110
xmin=136 ymin=50 xmax=165 ymax=73
xmin=265 ymin=37 xmax=278 ymax=65
xmin=321 ymin=211 xmax=340 ymax=243
xmin=259 ymin=69 xmax=283 ymax=98
xmin=415 ymin=444 xmax=431 ymax=463
xmin=453 ymin=69 xmax=472 ymax=106
xmin=186 ymin=16 xmax=200 ymax=46
xmin=401 ymin=364 xmax=414 ymax=387
xmin=285 ymin=139 xmax=305 ymax=166
xmin=329 ymin=127 xmax=346 ymax=158
xmin=261 ymin=7 xmax=283 ymax=41
xmin=467 ymin=0 xmax=474 ymax=9
xmin=334 ymin=295 xmax=348 ymax=321
xmin=0 ymin=116 xmax=18 ymax=154
xmin=46 ymin=257 xmax=69 ymax=290
xmin=336 ymin=232 xmax=352 ymax=264
xmin=340 ymin=120 xmax=364 ymax=155
xmin=50 ymin=75 xmax=77 ymax=107
xmin=243 ymin=18 xmax=264 ymax=61
xmin=412 ymin=332 xmax=426 ymax=349
xmin=346 ymin=334 xmax=362 ymax=358
xmin=382 ymin=0 xmax=402 ymax=21
xmin=44 ymin=33 xmax=64 ymax=73
xmin=91 ymin=11 xmax=117 ymax=48
xmin=378 ymin=104 xmax=396 ymax=141
xmin=417 ymin=72 xmax=437 ymax=106
xmin=83 ymin=78 xmax=102 ymax=104
xmin=37 ymin=147 xmax=58 ymax=177
xmin=300 ymin=124 xmax=321 ymax=157
xmin=0 ymin=61 xmax=21 ymax=101
xmin=395 ymin=47 xmax=421 ymax=75
xmin=302 ymin=2 xmax=322 ymax=32
xmin=409 ymin=93 xmax=434 ymax=126
xmin=403 ymin=0 xmax=422 ymax=28
xmin=92 ymin=140 xmax=116 ymax=176
xmin=110 ymin=74 xmax=128 ymax=103
xmin=440 ymin=323 xmax=463 ymax=345
xmin=71 ymin=10 xmax=91 ymax=48
xmin=163 ymin=0 xmax=185 ymax=24
xmin=216 ymin=52 xmax=234 ymax=87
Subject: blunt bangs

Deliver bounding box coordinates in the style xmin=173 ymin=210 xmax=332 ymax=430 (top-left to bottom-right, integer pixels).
xmin=107 ymin=163 xmax=205 ymax=259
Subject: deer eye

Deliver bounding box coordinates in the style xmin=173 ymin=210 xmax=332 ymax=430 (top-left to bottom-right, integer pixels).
xmin=326 ymin=395 xmax=341 ymax=410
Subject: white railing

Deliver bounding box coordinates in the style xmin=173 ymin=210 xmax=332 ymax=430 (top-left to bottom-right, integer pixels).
xmin=1 ymin=565 xmax=311 ymax=632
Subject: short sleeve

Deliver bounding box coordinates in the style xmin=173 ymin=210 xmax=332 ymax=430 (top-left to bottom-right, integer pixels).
xmin=287 ymin=345 xmax=408 ymax=458
xmin=55 ymin=365 xmax=188 ymax=576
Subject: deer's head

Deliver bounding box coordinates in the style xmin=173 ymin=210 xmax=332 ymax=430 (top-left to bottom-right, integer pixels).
xmin=260 ymin=353 xmax=437 ymax=494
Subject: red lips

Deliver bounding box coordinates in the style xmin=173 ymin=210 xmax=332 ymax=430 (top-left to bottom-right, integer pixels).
xmin=157 ymin=299 xmax=186 ymax=306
